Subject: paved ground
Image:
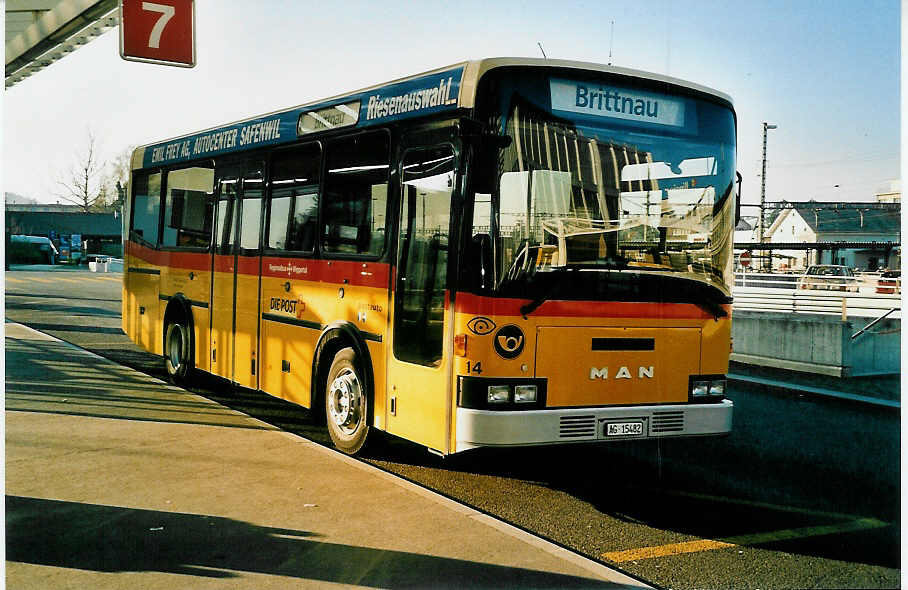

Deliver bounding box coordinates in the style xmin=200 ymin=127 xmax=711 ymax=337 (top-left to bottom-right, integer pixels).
xmin=6 ymin=322 xmax=650 ymax=589
xmin=5 ymin=267 xmax=901 ymax=589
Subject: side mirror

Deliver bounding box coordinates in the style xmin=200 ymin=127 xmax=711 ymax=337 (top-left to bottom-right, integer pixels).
xmin=735 ymin=171 xmax=743 ymax=226
xmin=458 ymin=117 xmax=513 ymax=148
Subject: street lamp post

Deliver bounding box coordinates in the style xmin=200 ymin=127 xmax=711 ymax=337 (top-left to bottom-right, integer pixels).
xmin=759 ymin=122 xmax=777 ymax=271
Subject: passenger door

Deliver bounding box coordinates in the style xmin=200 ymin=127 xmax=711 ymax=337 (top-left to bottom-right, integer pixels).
xmin=233 ymin=163 xmax=264 ymax=389
xmin=209 ymin=162 xmax=263 ymax=388
xmin=209 ymin=169 xmax=239 ymax=380
xmin=385 ymin=144 xmax=457 ymax=452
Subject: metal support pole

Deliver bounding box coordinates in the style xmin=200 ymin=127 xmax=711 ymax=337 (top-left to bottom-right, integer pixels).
xmin=851 ymin=308 xmax=898 ymax=340
xmin=759 ymin=122 xmax=777 ymax=271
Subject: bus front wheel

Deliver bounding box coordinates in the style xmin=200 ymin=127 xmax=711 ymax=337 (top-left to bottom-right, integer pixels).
xmin=325 ymin=347 xmax=370 ymax=455
xmin=164 ymin=320 xmax=193 ymax=384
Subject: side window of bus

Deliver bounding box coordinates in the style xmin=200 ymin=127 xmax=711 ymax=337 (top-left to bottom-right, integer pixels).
xmin=322 ymin=132 xmax=389 ymax=256
xmin=161 ymin=163 xmax=215 ymax=249
xmin=131 ymin=171 xmax=162 ymax=246
xmin=215 ymin=177 xmax=238 ymax=254
xmin=466 ymin=193 xmax=494 ymax=291
xmin=267 ymin=144 xmax=321 ymax=252
xmin=239 ymin=163 xmax=264 ymax=252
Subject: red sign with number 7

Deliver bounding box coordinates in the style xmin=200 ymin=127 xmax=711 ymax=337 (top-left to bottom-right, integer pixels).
xmin=120 ymin=0 xmax=195 ymax=67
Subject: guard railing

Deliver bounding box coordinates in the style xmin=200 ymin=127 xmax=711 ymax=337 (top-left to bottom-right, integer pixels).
xmin=733 ymin=283 xmax=901 ymax=319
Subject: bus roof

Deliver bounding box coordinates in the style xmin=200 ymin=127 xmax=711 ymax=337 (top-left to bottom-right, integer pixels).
xmin=132 ymin=57 xmax=734 ymax=171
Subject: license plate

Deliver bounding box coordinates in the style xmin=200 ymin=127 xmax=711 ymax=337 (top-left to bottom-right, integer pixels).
xmin=605 ymin=421 xmax=644 ymax=437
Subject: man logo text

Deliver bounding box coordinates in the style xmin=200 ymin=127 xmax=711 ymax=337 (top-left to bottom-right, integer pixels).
xmin=589 ymin=366 xmax=654 ymax=380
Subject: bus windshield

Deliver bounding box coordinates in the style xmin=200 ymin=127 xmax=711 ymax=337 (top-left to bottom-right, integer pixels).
xmin=474 ymin=71 xmax=737 ymax=300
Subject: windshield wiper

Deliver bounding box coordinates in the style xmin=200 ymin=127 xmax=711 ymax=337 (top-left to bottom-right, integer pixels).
xmin=519 ymin=266 xmax=573 ymax=318
xmin=519 ymin=257 xmax=634 ymax=318
xmin=696 ymin=297 xmax=728 ymax=321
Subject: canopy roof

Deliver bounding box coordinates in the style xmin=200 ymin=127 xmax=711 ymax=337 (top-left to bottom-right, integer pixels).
xmin=6 ymin=0 xmax=118 ymax=89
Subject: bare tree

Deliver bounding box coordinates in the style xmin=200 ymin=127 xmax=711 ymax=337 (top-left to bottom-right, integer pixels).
xmin=56 ymin=130 xmax=107 ymax=213
xmin=97 ymin=145 xmax=136 ymax=214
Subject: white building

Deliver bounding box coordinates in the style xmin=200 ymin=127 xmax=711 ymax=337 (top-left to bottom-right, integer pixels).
xmin=875 ymin=179 xmax=901 ymax=203
xmin=764 ymin=201 xmax=900 ymax=270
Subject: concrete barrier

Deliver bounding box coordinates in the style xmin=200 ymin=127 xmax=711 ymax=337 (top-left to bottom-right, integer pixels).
xmin=731 ymin=310 xmax=900 ymax=377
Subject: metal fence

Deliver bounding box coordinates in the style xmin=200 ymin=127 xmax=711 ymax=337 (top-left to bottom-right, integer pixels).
xmin=733 ymin=281 xmax=901 ymax=319
xmin=734 ymin=272 xmax=801 ymax=290
xmin=735 ymin=271 xmax=899 ymax=291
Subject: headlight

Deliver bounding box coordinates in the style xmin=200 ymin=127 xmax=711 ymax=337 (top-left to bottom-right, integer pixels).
xmin=460 ymin=377 xmax=547 ymax=410
xmin=514 ymin=384 xmax=537 ymax=403
xmin=690 ymin=376 xmax=727 ymax=400
xmin=709 ymin=380 xmax=726 ymax=396
xmin=487 ymin=385 xmax=510 ymax=404
xmin=692 ymin=381 xmax=710 ymax=397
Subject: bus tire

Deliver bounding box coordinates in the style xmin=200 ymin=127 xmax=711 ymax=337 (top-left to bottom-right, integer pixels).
xmin=325 ymin=347 xmax=370 ymax=455
xmin=164 ymin=320 xmax=193 ymax=384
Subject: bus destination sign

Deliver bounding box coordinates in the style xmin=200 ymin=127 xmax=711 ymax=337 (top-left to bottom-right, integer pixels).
xmin=550 ymin=78 xmax=685 ymax=127
xmin=299 ymin=101 xmax=361 ymax=134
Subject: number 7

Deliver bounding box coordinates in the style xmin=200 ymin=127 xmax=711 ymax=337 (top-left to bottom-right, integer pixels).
xmin=141 ymin=2 xmax=175 ymax=49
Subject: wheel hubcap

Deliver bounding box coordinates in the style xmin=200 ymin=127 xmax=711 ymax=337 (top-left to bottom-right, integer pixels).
xmin=328 ymin=368 xmax=362 ymax=435
xmin=168 ymin=326 xmax=183 ymax=368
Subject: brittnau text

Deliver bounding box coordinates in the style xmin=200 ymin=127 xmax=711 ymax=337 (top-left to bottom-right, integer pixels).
xmin=551 ymin=79 xmax=684 ymax=127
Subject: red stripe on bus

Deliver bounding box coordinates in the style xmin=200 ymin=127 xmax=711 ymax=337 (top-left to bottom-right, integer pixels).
xmin=126 ymin=241 xmax=158 ymax=265
xmin=211 ymin=255 xmax=257 ymax=275
xmin=212 ymin=254 xmax=233 ymax=273
xmin=162 ymin=250 xmax=211 ymax=271
xmin=128 ymin=241 xmax=390 ymax=289
xmin=237 ymin=256 xmax=259 ymax=275
xmin=262 ymin=257 xmax=389 ymax=288
xmin=127 ymin=241 xmax=210 ymax=271
xmin=454 ymin=292 xmax=723 ymax=319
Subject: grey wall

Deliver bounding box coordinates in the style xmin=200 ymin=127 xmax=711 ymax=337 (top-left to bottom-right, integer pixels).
xmin=731 ymin=311 xmax=900 ymax=377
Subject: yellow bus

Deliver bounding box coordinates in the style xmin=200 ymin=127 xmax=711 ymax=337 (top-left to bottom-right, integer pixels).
xmin=123 ymin=57 xmax=736 ymax=456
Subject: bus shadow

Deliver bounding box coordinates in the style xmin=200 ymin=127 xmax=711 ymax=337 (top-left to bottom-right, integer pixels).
xmin=7 ymin=496 xmax=622 ymax=588
xmin=375 ymin=441 xmax=900 ymax=570
xmin=24 ymin=322 xmax=124 ymax=335
xmin=187 ymin=370 xmax=324 ymax=434
xmin=7 ymin=326 xmax=325 ymax=436
xmin=571 ymin=469 xmax=898 ymax=570
xmin=6 ymin=299 xmax=120 ymax=317
xmin=6 ymin=291 xmax=122 ymax=304
xmin=5 ymin=337 xmax=281 ymax=431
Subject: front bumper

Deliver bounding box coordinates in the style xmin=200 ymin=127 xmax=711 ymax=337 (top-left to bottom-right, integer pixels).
xmin=455 ymin=399 xmax=733 ymax=453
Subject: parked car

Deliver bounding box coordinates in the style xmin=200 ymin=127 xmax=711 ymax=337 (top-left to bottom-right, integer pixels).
xmin=798 ymin=265 xmax=859 ymax=292
xmin=8 ymin=235 xmax=58 ymax=265
xmin=876 ymin=270 xmax=901 ymax=295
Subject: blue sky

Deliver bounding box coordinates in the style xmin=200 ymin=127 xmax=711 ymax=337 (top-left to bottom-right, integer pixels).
xmin=3 ymin=0 xmax=900 ymax=211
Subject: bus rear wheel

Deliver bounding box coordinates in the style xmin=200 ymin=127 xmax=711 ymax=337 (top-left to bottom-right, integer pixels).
xmin=164 ymin=320 xmax=193 ymax=384
xmin=325 ymin=347 xmax=370 ymax=455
